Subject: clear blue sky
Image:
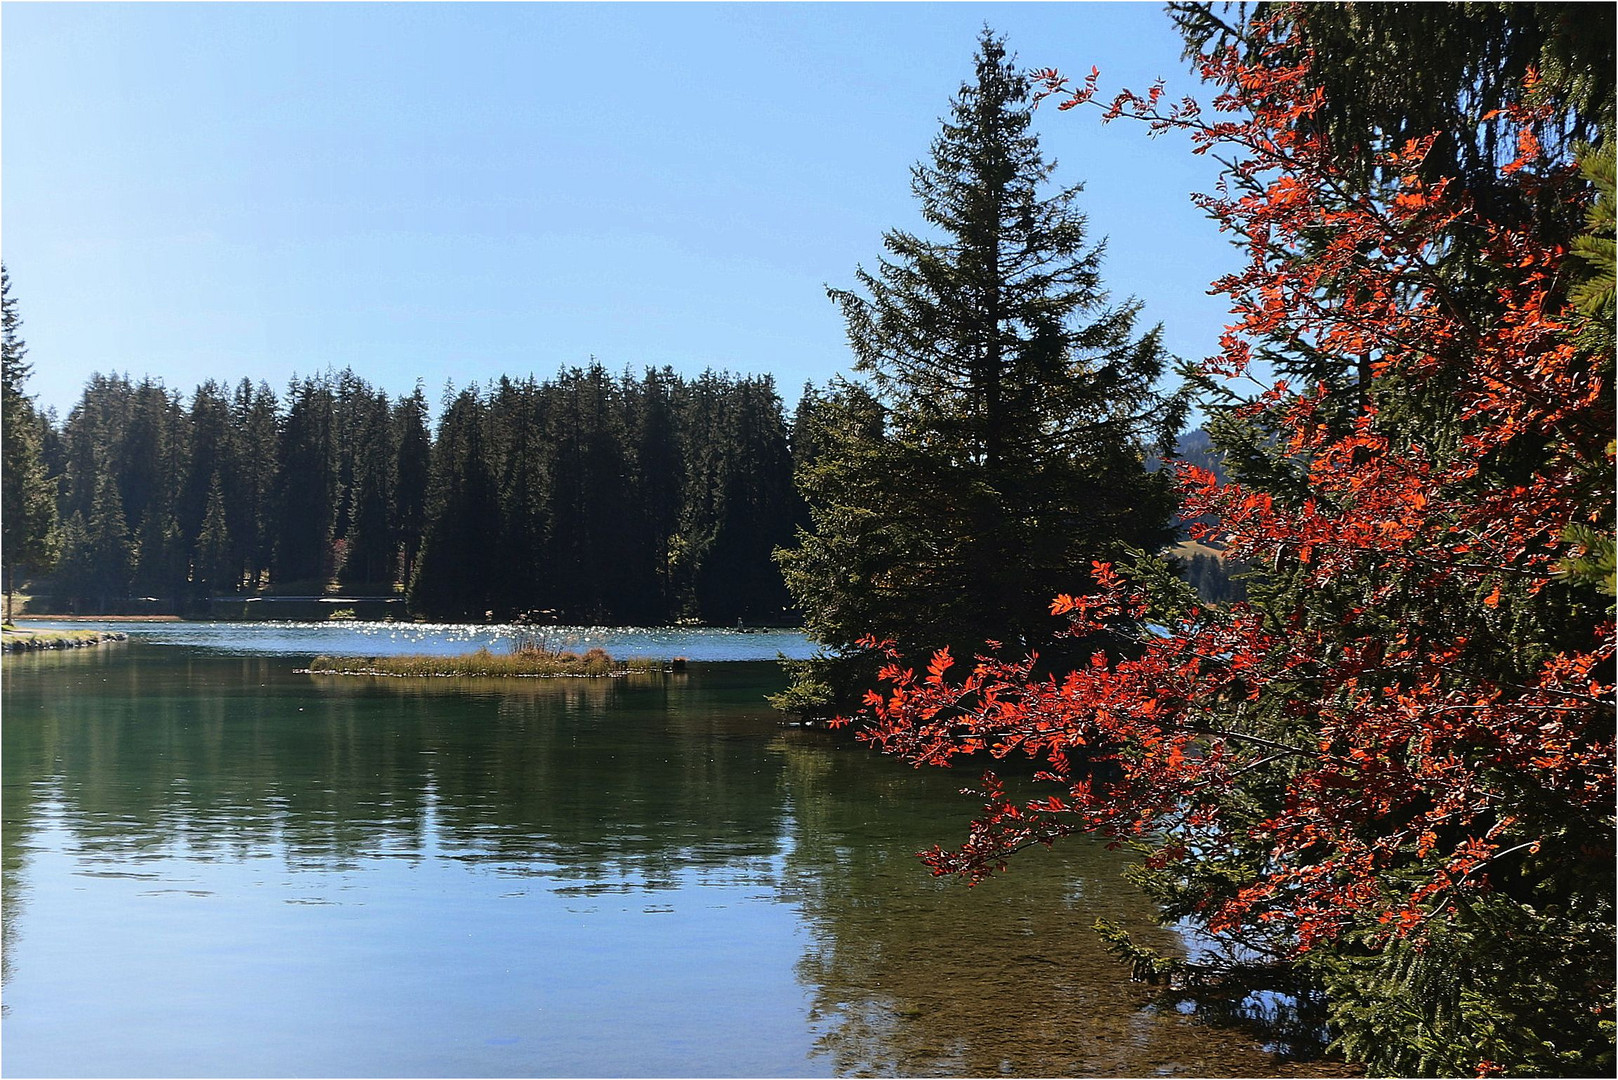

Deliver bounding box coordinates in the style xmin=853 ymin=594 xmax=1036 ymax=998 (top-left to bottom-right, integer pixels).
xmin=3 ymin=1 xmax=1235 ymax=421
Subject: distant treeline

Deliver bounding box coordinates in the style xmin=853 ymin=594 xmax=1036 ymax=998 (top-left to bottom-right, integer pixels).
xmin=1156 ymin=427 xmax=1247 ymax=605
xmin=35 ymin=364 xmax=803 ymax=623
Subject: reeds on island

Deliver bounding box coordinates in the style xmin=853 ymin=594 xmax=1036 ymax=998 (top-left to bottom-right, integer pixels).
xmin=307 ymin=646 xmax=659 ymax=679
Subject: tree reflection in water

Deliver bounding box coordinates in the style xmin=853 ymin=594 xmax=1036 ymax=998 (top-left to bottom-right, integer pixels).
xmin=768 ymin=734 xmax=1350 ymax=1077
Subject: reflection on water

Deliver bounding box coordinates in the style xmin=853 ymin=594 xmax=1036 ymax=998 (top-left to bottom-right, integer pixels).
xmin=2 ymin=643 xmax=1346 ymax=1077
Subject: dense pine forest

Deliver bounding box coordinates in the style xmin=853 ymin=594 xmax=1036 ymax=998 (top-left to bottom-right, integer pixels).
xmin=2 ymin=257 xmax=1239 ymax=626
xmin=15 ymin=360 xmax=806 ymax=623
xmin=1 ymin=259 xmax=1237 ymax=626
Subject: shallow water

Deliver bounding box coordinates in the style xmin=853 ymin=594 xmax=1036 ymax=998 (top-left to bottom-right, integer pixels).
xmin=2 ymin=635 xmax=1343 ymax=1077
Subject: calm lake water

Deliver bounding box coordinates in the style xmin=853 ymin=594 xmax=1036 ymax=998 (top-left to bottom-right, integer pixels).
xmin=2 ymin=627 xmax=1332 ymax=1077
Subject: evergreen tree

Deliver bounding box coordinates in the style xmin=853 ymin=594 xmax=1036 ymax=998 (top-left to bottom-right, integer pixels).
xmin=1176 ymin=550 xmax=1247 ymax=604
xmin=1 ymin=266 xmax=58 ymax=621
xmin=543 ymin=365 xmax=637 ymax=622
xmin=1171 ymin=3 xmax=1613 ymax=211
xmin=131 ymin=503 xmax=186 ymax=605
xmin=691 ymin=374 xmax=797 ymax=625
xmin=58 ymin=373 xmax=128 ymax=524
xmin=193 ymin=476 xmax=235 ymax=597
xmin=787 ymin=383 xmax=832 ymax=478
xmin=117 ymin=379 xmax=186 ymax=543
xmin=56 ymin=375 xmax=193 ymax=606
xmin=338 ymin=388 xmax=398 ymax=588
xmin=273 ymin=374 xmax=338 ymax=586
xmin=392 ymin=384 xmax=432 ymax=591
xmin=49 ymin=513 xmax=88 ymax=611
xmin=777 ymin=30 xmax=1184 ymax=706
xmin=670 ymin=371 xmax=726 ymax=620
xmin=180 ymin=381 xmax=237 ymax=598
xmin=410 ymin=387 xmax=501 ymax=620
xmin=59 ymin=474 xmax=134 ymax=612
xmin=486 ymin=375 xmax=547 ymax=617
xmin=224 ymin=379 xmax=279 ymax=590
xmin=630 ymin=367 xmax=686 ymax=619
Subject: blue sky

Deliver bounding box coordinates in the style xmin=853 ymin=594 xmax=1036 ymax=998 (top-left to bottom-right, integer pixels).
xmin=3 ymin=2 xmax=1235 ymax=420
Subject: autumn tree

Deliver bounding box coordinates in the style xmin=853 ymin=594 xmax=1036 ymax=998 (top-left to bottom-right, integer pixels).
xmin=846 ymin=12 xmax=1614 ymax=1077
xmin=777 ymin=29 xmax=1184 ymax=709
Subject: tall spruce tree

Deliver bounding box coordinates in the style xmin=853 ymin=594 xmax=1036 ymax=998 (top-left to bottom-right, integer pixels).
xmin=488 ymin=375 xmax=549 ymax=618
xmin=230 ymin=378 xmax=280 ymax=590
xmin=338 ymin=387 xmax=398 ymax=588
xmin=193 ymin=476 xmax=235 ymax=597
xmin=1 ymin=266 xmax=58 ymax=621
xmin=631 ymin=367 xmax=685 ymax=619
xmin=392 ymin=384 xmax=432 ymax=591
xmin=273 ymin=374 xmax=338 ymax=586
xmin=410 ymin=387 xmax=501 ymax=620
xmin=777 ymin=30 xmax=1184 ymax=707
xmin=65 ymin=473 xmax=134 ymax=612
xmin=690 ymin=373 xmax=796 ymax=625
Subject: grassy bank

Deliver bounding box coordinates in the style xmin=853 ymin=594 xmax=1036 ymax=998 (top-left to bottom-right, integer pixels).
xmin=305 ymin=646 xmax=663 ymax=679
xmin=2 ymin=627 xmax=130 ymax=652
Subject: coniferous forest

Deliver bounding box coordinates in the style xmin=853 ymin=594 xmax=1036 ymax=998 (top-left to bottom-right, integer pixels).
xmin=1 ymin=284 xmax=1234 ymax=628
xmin=10 ymin=356 xmax=804 ymax=624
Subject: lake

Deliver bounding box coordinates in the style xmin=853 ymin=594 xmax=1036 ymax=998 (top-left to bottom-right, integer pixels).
xmin=2 ymin=624 xmax=1333 ymax=1077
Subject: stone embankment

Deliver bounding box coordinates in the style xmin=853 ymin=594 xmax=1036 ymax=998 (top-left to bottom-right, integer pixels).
xmin=1 ymin=629 xmax=130 ymax=653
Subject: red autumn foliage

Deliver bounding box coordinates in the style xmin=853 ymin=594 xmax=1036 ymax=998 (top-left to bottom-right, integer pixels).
xmin=846 ymin=16 xmax=1614 ymax=962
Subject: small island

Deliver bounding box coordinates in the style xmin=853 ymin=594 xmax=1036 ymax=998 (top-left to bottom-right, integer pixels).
xmin=1 ymin=626 xmax=128 ymax=652
xmin=304 ymin=645 xmax=664 ymax=679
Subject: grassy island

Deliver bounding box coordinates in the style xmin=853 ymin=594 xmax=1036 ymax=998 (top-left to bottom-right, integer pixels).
xmin=305 ymin=646 xmax=663 ymax=679
xmin=2 ymin=627 xmax=129 ymax=652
